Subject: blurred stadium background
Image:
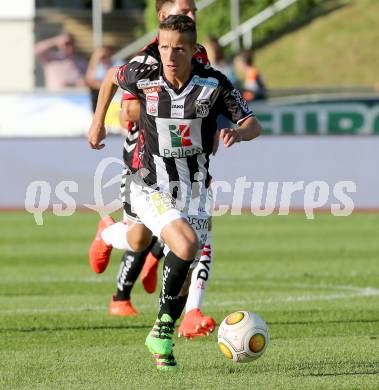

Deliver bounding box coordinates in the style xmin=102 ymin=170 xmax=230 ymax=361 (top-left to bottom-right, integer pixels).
xmin=1 ymin=0 xmax=379 ymax=210
xmin=1 ymin=1 xmax=379 ymax=389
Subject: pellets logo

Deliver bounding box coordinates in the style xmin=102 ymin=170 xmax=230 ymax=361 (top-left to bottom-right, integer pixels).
xmin=156 ymin=117 xmax=203 ymax=158
xmin=169 ymin=124 xmax=193 ymax=147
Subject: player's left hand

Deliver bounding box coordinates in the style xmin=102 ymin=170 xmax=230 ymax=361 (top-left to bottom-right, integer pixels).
xmin=219 ymin=128 xmax=242 ymax=148
xmin=88 ymin=123 xmax=106 ymax=150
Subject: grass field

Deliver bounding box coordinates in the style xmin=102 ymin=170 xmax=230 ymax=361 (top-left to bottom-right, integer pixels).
xmin=0 ymin=211 xmax=378 ymax=389
xmin=257 ymin=0 xmax=379 ymax=87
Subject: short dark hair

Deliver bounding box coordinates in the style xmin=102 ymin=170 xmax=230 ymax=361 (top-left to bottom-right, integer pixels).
xmin=156 ymin=0 xmax=175 ymax=13
xmin=159 ymin=14 xmax=197 ymax=45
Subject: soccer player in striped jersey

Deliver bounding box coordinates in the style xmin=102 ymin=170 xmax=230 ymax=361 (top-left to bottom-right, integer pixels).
xmin=88 ymin=15 xmax=261 ymax=369
xmin=88 ymin=0 xmax=218 ymax=337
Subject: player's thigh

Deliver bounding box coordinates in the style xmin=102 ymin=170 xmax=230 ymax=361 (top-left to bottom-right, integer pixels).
xmin=127 ymin=219 xmax=152 ymax=252
xmin=161 ymin=218 xmax=198 ymax=260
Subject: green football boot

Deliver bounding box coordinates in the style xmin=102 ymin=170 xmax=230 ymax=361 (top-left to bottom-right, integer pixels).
xmin=145 ymin=314 xmax=178 ymax=371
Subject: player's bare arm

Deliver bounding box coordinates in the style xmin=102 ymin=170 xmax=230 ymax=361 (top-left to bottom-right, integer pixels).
xmin=88 ymin=67 xmax=119 ymax=149
xmin=219 ymin=116 xmax=261 ymax=148
xmin=120 ymin=99 xmax=141 ymax=127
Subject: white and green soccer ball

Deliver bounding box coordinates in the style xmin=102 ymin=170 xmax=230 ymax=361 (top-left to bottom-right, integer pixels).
xmin=217 ymin=311 xmax=269 ymax=363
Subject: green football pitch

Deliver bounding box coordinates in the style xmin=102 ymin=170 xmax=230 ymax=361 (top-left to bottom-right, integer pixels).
xmin=0 ymin=211 xmax=378 ymax=389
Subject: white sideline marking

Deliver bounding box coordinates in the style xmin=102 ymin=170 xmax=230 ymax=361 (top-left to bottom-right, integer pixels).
xmin=204 ymin=284 xmax=379 ymax=307
xmin=0 ymin=276 xmax=114 ymax=284
xmin=0 ymin=283 xmax=378 ymax=315
xmin=0 ymin=305 xmax=108 ymax=314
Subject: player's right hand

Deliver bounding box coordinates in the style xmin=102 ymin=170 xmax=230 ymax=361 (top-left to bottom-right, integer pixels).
xmin=219 ymin=128 xmax=242 ymax=148
xmin=88 ymin=123 xmax=106 ymax=150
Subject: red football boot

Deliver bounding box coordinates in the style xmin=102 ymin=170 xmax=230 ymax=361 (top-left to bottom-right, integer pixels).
xmin=178 ymin=309 xmax=217 ymax=339
xmin=140 ymin=252 xmax=159 ymax=294
xmin=109 ymin=296 xmax=139 ymax=316
xmin=88 ymin=216 xmax=115 ymax=273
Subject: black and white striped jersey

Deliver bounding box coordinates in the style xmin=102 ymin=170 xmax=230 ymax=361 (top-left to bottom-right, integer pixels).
xmin=116 ymin=60 xmax=254 ymax=211
xmin=121 ymin=37 xmax=209 ymax=169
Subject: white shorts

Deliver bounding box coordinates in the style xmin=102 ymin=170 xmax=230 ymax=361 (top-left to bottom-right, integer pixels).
xmin=129 ymin=182 xmax=210 ymax=250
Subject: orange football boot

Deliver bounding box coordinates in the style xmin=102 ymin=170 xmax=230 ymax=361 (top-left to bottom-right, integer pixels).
xmin=178 ymin=309 xmax=217 ymax=339
xmin=140 ymin=252 xmax=159 ymax=294
xmin=109 ymin=296 xmax=139 ymax=316
xmin=88 ymin=216 xmax=115 ymax=274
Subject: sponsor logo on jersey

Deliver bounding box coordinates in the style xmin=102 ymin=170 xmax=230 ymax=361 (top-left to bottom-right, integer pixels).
xmin=230 ymin=88 xmax=251 ymax=114
xmin=196 ymin=244 xmax=211 ymax=284
xmin=187 ymin=216 xmax=209 ymax=231
xmin=163 ymin=146 xmax=203 ymax=158
xmin=147 ymin=103 xmax=158 ymax=115
xmin=143 ymin=86 xmax=161 ymax=94
xmin=146 ymin=94 xmax=159 ymax=116
xmin=150 ymin=192 xmax=176 ymax=215
xmin=169 ymin=124 xmax=193 ymax=147
xmin=156 ymin=118 xmax=203 ymax=158
xmin=137 ymin=78 xmax=165 ymax=89
xmin=195 ymin=99 xmax=211 ymax=118
xmin=171 ymin=102 xmax=185 ymax=118
xmin=192 ymin=75 xmax=218 ymax=89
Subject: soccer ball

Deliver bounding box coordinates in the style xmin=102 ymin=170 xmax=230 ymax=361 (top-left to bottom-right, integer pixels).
xmin=217 ymin=311 xmax=269 ymax=363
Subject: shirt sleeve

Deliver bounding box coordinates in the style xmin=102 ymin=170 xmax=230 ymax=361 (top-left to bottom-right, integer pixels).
xmin=194 ymin=44 xmax=210 ymax=66
xmin=115 ymin=63 xmax=140 ymax=97
xmin=217 ymin=74 xmax=255 ymax=124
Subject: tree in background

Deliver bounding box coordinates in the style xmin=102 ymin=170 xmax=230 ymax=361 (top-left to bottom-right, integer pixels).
xmin=144 ymin=0 xmax=325 ymax=49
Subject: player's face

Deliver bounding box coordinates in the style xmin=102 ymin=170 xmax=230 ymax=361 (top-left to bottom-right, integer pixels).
xmin=160 ymin=0 xmax=197 ymax=22
xmin=159 ymin=30 xmax=195 ymax=81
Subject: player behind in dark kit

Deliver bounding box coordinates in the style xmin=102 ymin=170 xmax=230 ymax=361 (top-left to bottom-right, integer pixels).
xmin=88 ymin=15 xmax=261 ymax=369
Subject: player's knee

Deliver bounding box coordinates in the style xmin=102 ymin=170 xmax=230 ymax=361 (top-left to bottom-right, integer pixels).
xmin=128 ymin=234 xmax=151 ymax=252
xmin=174 ymin=234 xmax=198 ymax=260
xmin=161 ymin=218 xmax=198 ymax=259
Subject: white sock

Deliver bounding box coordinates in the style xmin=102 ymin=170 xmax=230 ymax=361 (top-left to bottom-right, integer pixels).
xmin=185 ymin=232 xmax=213 ymax=313
xmin=101 ymin=222 xmax=132 ymax=251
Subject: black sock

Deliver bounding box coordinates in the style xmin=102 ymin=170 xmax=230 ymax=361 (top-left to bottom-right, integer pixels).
xmin=115 ymin=239 xmax=157 ymax=301
xmin=150 ymin=237 xmax=165 ymax=261
xmin=176 ymin=295 xmax=188 ymax=319
xmin=158 ymin=251 xmax=193 ymax=320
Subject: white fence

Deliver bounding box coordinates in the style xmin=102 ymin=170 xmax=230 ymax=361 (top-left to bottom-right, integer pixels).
xmin=1 ymin=136 xmax=378 ymax=211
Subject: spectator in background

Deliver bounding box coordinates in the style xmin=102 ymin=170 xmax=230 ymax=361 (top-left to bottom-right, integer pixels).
xmin=234 ymin=49 xmax=267 ymax=101
xmin=203 ymin=37 xmax=238 ymax=85
xmin=85 ymin=46 xmax=118 ymax=112
xmin=35 ymin=33 xmax=87 ymax=91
